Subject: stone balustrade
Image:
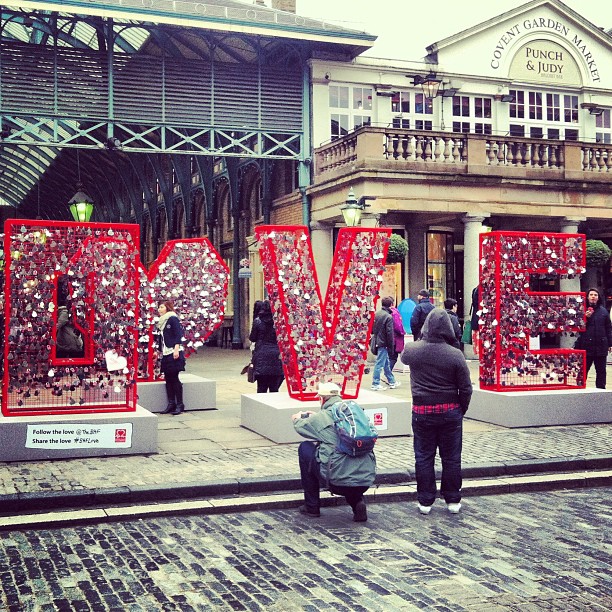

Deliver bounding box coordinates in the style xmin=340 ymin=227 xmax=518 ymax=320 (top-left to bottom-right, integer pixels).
xmin=314 ymin=126 xmax=612 ymax=180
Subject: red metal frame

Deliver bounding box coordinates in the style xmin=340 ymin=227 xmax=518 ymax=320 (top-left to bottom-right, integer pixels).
xmin=255 ymin=225 xmax=391 ymax=401
xmin=478 ymin=231 xmax=586 ymax=391
xmin=136 ymin=238 xmax=230 ymax=382
xmin=2 ymin=220 xmax=140 ymax=416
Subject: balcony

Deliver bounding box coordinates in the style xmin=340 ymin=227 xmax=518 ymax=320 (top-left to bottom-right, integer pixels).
xmin=314 ymin=126 xmax=612 ymax=184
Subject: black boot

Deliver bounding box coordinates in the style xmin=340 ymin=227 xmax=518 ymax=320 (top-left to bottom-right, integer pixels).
xmin=162 ymin=381 xmax=176 ymax=414
xmin=171 ymin=380 xmax=185 ymax=416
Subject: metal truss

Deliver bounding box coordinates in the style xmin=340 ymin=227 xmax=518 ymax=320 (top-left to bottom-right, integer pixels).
xmin=0 ymin=115 xmax=303 ymax=159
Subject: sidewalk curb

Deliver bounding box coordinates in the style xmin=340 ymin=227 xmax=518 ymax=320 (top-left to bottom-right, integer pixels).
xmin=1 ymin=469 xmax=610 ymax=531
xmin=1 ymin=456 xmax=611 ymax=516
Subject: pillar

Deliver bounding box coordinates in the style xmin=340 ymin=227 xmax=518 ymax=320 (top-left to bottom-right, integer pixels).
xmin=309 ymin=221 xmax=334 ymax=296
xmin=559 ymin=216 xmax=586 ymax=348
xmin=462 ymin=214 xmax=490 ymax=360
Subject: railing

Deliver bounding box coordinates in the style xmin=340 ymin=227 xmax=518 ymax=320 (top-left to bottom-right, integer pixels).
xmin=484 ymin=137 xmax=564 ymax=169
xmin=581 ymin=144 xmax=612 ymax=172
xmin=314 ymin=126 xmax=612 ymax=179
xmin=385 ymin=131 xmax=466 ymax=164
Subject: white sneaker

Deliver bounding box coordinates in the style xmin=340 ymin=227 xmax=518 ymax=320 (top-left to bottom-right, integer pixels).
xmin=370 ymin=384 xmax=386 ymax=391
xmin=447 ymin=503 xmax=462 ymax=514
xmin=418 ymin=504 xmax=432 ymax=515
xmin=389 ymin=381 xmax=401 ymax=389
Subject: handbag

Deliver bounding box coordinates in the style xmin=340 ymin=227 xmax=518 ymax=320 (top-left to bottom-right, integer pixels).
xmin=369 ymin=335 xmax=378 ymax=356
xmin=241 ymin=362 xmax=256 ymax=383
xmin=461 ymin=320 xmax=472 ymax=345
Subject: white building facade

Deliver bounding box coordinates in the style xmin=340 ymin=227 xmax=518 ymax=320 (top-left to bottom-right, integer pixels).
xmin=304 ymin=0 xmax=612 ymax=322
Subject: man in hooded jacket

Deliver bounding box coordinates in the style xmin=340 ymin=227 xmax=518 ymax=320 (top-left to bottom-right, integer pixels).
xmin=401 ymin=309 xmax=472 ymax=515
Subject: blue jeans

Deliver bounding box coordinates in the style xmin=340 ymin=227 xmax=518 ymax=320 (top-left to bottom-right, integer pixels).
xmin=412 ymin=410 xmax=463 ymax=506
xmin=298 ymin=441 xmax=368 ymax=511
xmin=372 ymin=347 xmax=396 ymax=386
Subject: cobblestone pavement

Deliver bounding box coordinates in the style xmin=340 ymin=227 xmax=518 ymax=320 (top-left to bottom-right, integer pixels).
xmin=0 ymin=348 xmax=611 ymax=497
xmin=0 ymin=487 xmax=609 ymax=611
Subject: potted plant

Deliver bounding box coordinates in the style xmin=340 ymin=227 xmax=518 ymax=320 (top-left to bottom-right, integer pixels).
xmin=385 ymin=233 xmax=408 ymax=265
xmin=584 ymin=239 xmax=611 ymax=291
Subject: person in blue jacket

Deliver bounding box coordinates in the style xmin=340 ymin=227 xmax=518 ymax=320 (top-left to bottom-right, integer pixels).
xmin=156 ymin=301 xmax=186 ymax=415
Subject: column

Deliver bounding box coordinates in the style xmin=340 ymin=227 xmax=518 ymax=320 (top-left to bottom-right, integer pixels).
xmin=559 ymin=216 xmax=586 ymax=348
xmin=462 ymin=214 xmax=490 ymax=359
xmin=309 ymin=221 xmax=334 ymax=296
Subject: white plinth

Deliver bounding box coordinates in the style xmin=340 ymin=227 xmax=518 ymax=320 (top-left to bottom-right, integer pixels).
xmin=0 ymin=405 xmax=157 ymax=462
xmin=137 ymin=374 xmax=216 ymax=413
xmin=468 ymin=387 xmax=612 ymax=427
xmin=241 ymin=390 xmax=412 ymax=444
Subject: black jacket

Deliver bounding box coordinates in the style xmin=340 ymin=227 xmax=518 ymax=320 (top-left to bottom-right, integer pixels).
xmin=249 ymin=313 xmax=284 ymax=377
xmin=575 ymin=293 xmax=612 ymax=356
xmin=158 ymin=314 xmax=184 ymax=351
xmin=445 ymin=309 xmax=462 ymax=349
xmin=371 ymin=306 xmax=394 ymax=354
xmin=411 ymin=298 xmax=435 ymax=340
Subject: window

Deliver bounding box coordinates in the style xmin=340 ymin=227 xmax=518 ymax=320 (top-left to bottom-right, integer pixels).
xmin=528 ymin=92 xmax=542 ymax=120
xmin=530 ymin=127 xmax=543 ymax=139
xmin=452 ymin=121 xmax=470 ymax=133
xmin=391 ymin=91 xmax=410 ymax=113
xmin=353 ymin=87 xmax=372 ymax=111
xmin=596 ymin=110 xmax=611 ymax=144
xmin=392 ymin=117 xmax=410 ymax=129
xmin=510 ymin=89 xmax=582 ymax=140
xmin=415 ymin=120 xmax=433 ymax=130
xmin=329 ymin=85 xmax=372 ymax=140
xmin=451 ymin=96 xmax=492 ymax=134
xmin=331 ymin=114 xmax=349 ymax=139
xmin=510 ymin=90 xmax=525 ymax=118
xmin=563 ymin=95 xmax=578 ymax=123
xmin=426 ymin=232 xmax=454 ymax=308
xmin=546 ymin=94 xmax=560 ymax=122
xmin=474 ymin=97 xmax=491 ymax=119
xmin=475 ymin=123 xmax=492 ymax=135
xmin=452 ymin=96 xmax=470 ymax=117
xmin=415 ymin=93 xmax=433 ymax=115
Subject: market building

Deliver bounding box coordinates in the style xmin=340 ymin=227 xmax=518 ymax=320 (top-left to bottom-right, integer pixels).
xmin=301 ymin=0 xmax=612 ymax=324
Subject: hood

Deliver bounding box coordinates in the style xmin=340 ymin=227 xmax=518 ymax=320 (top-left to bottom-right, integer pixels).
xmin=259 ymin=311 xmax=274 ymax=324
xmin=587 ymin=287 xmax=602 ymax=307
xmin=421 ymin=308 xmax=457 ymax=344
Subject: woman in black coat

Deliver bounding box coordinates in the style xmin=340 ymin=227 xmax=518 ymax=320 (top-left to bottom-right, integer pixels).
xmin=248 ymin=300 xmax=284 ymax=393
xmin=156 ymin=300 xmax=186 ymax=414
xmin=575 ymin=288 xmax=612 ymax=389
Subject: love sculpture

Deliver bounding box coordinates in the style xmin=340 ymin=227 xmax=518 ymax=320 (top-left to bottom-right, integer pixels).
xmin=255 ymin=226 xmax=391 ymax=401
xmin=2 ymin=221 xmax=229 ymax=416
xmin=477 ymin=231 xmax=587 ymax=391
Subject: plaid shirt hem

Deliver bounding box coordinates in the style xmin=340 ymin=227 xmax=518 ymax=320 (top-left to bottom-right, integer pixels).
xmin=412 ymin=403 xmax=461 ymax=414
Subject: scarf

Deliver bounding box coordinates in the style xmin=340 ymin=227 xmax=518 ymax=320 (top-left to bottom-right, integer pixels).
xmin=156 ymin=311 xmax=180 ymax=356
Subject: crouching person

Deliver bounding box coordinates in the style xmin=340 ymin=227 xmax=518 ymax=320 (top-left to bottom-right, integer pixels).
xmin=291 ymin=382 xmax=376 ymax=522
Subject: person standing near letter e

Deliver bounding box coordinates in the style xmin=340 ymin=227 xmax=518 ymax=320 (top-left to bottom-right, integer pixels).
xmin=574 ymin=288 xmax=612 ymax=389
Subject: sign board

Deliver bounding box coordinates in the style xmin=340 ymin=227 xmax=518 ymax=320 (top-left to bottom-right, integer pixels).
xmin=25 ymin=423 xmax=133 ymax=449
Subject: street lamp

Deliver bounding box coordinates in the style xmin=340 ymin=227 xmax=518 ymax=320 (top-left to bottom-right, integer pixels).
xmin=340 ymin=188 xmax=377 ymax=227
xmin=69 ymin=147 xmax=94 ymax=222
xmin=341 ymin=188 xmax=364 ymax=227
xmin=68 ymin=183 xmax=94 ymax=222
xmin=412 ymin=72 xmax=442 ymax=99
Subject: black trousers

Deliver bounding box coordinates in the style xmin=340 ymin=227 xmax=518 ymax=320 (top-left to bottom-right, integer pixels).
xmin=586 ymin=354 xmax=608 ymax=389
xmin=256 ymin=375 xmax=284 ymax=393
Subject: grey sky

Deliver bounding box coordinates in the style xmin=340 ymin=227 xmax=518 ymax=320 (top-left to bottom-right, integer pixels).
xmin=294 ymin=0 xmax=612 ymax=60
